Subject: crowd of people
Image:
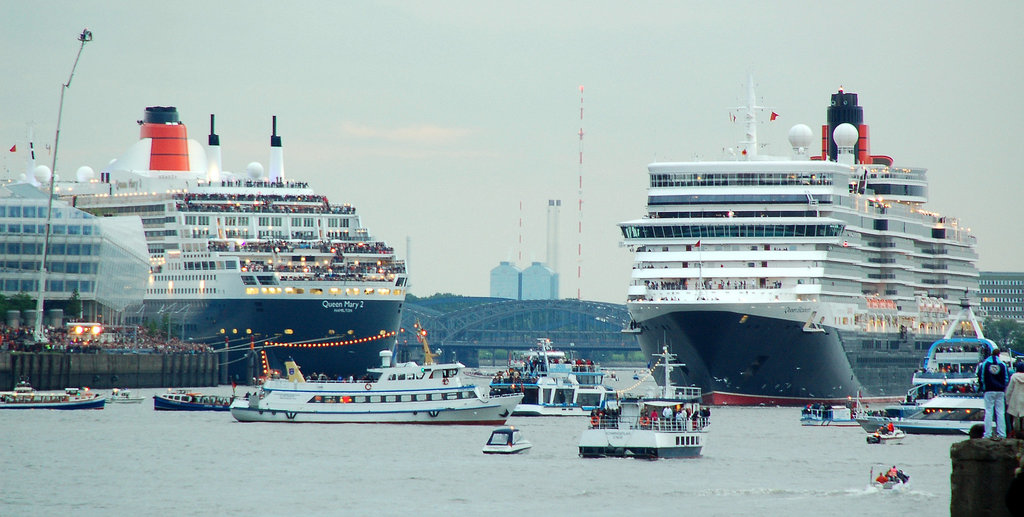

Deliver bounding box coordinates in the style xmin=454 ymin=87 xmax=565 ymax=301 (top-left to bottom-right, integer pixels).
xmin=174 ymin=191 xmax=356 ymax=216
xmin=0 ymin=323 xmax=213 ymax=354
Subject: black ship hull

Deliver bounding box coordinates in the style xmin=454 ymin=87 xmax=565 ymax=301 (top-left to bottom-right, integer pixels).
xmin=142 ymin=297 xmax=403 ymax=383
xmin=631 ymin=307 xmax=927 ymax=405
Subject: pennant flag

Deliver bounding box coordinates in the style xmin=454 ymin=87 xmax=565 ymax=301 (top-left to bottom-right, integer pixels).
xmin=8 ymin=144 xmax=15 ymax=152
xmin=770 ymin=111 xmax=779 ymax=121
xmin=695 ymin=239 xmax=701 ymax=247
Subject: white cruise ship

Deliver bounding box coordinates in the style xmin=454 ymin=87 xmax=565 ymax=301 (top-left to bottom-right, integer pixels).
xmin=619 ymin=83 xmax=977 ymax=405
xmin=57 ymin=106 xmax=407 ymax=382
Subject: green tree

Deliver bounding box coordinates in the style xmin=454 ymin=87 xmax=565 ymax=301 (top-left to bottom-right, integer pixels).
xmin=983 ymin=318 xmax=1023 ymax=349
xmin=65 ymin=289 xmax=82 ymax=319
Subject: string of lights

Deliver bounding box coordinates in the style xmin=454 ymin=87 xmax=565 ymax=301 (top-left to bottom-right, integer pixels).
xmin=616 ymin=355 xmax=665 ymax=395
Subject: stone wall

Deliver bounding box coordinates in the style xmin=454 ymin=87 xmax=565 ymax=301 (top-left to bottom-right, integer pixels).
xmin=950 ymin=437 xmax=1024 ymax=517
xmin=0 ymin=351 xmax=219 ymax=390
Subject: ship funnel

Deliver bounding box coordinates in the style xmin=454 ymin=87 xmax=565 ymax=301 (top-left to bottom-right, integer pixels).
xmin=140 ymin=106 xmax=190 ymax=171
xmin=207 ymin=114 xmax=222 ymax=182
xmin=268 ymin=115 xmax=284 ymax=183
xmin=379 ymin=349 xmax=393 ymax=368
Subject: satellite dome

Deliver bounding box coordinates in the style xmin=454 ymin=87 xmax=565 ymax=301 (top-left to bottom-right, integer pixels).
xmin=76 ymin=166 xmax=95 ymax=182
xmin=833 ymin=123 xmax=859 ymax=148
xmin=246 ymin=162 xmax=264 ymax=179
xmin=788 ymin=124 xmax=814 ymax=149
xmin=33 ymin=165 xmax=52 ymax=184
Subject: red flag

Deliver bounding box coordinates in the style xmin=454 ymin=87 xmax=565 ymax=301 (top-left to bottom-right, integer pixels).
xmin=8 ymin=145 xmax=15 ymax=152
xmin=695 ymin=240 xmax=701 ymax=247
xmin=770 ymin=112 xmax=779 ymax=121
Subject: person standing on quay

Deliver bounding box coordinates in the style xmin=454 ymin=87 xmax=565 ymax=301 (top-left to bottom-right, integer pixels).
xmin=976 ymin=348 xmax=1010 ymax=439
xmin=1005 ymin=360 xmax=1024 ymax=438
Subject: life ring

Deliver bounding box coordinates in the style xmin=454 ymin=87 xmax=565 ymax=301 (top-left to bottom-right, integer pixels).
xmin=639 ymin=416 xmax=650 ymax=427
xmin=442 ymin=378 xmax=449 ymax=385
xmin=590 ymin=415 xmax=600 ymax=427
xmin=364 ymin=383 xmax=372 ymax=391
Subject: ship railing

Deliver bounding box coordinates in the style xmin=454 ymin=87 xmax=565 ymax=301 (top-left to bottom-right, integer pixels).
xmin=589 ymin=416 xmax=709 ymax=431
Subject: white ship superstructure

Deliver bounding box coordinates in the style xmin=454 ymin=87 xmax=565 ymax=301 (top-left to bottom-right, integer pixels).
xmin=620 ymin=84 xmax=978 ymax=405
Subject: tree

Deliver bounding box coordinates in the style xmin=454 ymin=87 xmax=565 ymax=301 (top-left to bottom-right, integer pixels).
xmin=983 ymin=318 xmax=1023 ymax=350
xmin=65 ymin=289 xmax=82 ymax=319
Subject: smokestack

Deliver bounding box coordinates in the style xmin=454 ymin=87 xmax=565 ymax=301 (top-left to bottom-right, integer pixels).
xmin=207 ymin=114 xmax=221 ymax=182
xmin=140 ymin=106 xmax=189 ymax=171
xmin=546 ymin=199 xmax=561 ymax=274
xmin=268 ymin=115 xmax=284 ymax=183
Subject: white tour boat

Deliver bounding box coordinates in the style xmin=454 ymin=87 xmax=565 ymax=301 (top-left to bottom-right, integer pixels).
xmin=578 ymin=347 xmax=709 ymax=459
xmin=800 ymin=403 xmax=861 ymax=427
xmin=108 ymin=388 xmax=144 ymax=404
xmin=482 ymin=426 xmax=532 ymax=454
xmin=230 ymin=351 xmax=522 ymax=424
xmin=856 ymin=393 xmax=983 ymax=435
xmin=490 ymin=338 xmax=615 ymax=416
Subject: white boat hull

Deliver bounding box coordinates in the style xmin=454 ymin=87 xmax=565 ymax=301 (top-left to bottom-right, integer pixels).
xmin=579 ymin=421 xmax=705 ymax=459
xmin=231 ymin=394 xmax=521 ymax=425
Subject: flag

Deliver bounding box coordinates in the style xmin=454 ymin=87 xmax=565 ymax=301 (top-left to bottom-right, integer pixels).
xmin=770 ymin=111 xmax=779 ymax=121
xmin=695 ymin=239 xmax=701 ymax=247
xmin=8 ymin=145 xmax=15 ymax=152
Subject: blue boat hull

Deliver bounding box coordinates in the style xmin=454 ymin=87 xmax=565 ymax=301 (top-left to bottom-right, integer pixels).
xmin=0 ymin=398 xmax=105 ymax=410
xmin=153 ymin=397 xmax=232 ymax=411
xmin=143 ymin=297 xmax=403 ymax=382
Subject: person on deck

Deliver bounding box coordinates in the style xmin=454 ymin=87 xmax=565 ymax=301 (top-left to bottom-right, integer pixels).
xmin=977 ymin=348 xmax=1011 ymax=439
xmin=1005 ymin=360 xmax=1024 ymax=438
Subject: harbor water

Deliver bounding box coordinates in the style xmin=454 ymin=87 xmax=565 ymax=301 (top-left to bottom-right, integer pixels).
xmin=3 ymin=384 xmax=955 ymax=516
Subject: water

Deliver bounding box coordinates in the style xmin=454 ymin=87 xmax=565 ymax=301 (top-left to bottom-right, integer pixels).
xmin=1 ymin=385 xmax=955 ymax=516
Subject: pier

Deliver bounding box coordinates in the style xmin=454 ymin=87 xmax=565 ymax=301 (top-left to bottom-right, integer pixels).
xmin=0 ymin=351 xmax=219 ymax=390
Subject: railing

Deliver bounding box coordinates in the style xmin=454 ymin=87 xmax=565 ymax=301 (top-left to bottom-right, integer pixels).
xmin=590 ymin=415 xmax=710 ymax=431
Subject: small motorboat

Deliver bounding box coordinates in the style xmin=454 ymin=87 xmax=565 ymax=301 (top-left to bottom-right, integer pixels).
xmin=866 ymin=428 xmax=906 ymax=444
xmin=482 ymin=426 xmax=532 ymax=454
xmin=109 ymin=388 xmax=144 ymax=404
xmin=870 ymin=465 xmax=910 ymax=490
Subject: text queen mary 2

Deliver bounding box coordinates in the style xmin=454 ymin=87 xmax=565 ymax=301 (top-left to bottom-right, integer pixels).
xmin=59 ymin=106 xmax=407 ymax=382
xmin=619 ymin=81 xmax=978 ymax=406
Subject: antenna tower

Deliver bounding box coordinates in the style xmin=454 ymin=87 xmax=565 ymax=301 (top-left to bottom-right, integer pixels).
xmin=576 ymin=85 xmax=584 ymax=300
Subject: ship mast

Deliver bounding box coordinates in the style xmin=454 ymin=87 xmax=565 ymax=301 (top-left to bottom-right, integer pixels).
xmin=652 ymin=345 xmax=685 ymax=398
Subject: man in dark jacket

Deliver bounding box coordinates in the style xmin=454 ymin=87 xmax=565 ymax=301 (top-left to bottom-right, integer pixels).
xmin=976 ymin=348 xmax=1010 ymax=438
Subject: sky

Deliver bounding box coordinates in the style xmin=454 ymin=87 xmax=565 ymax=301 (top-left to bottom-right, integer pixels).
xmin=2 ymin=2 xmax=1022 ymax=303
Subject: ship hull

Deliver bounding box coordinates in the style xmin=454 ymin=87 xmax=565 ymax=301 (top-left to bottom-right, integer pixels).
xmin=629 ymin=303 xmax=926 ymax=406
xmin=142 ymin=297 xmax=403 ymax=382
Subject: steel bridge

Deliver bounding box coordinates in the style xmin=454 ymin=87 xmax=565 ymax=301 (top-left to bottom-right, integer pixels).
xmin=396 ymin=297 xmax=641 ymax=367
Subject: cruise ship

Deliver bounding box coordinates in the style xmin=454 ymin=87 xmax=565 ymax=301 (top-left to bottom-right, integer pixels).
xmin=619 ymin=83 xmax=978 ymax=405
xmin=56 ymin=106 xmax=407 ymax=382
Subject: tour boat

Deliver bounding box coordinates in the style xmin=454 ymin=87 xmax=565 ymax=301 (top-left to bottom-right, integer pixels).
xmin=230 ymin=351 xmax=523 ymax=424
xmin=109 ymin=388 xmax=144 ymax=404
xmin=489 ymin=338 xmax=615 ymax=416
xmin=0 ymin=381 xmax=105 ymax=410
xmin=153 ymin=389 xmax=234 ymax=411
xmin=482 ymin=426 xmax=532 ymax=454
xmin=856 ymin=393 xmax=983 ymax=435
xmin=800 ymin=403 xmax=861 ymax=427
xmin=578 ymin=347 xmax=709 ymax=459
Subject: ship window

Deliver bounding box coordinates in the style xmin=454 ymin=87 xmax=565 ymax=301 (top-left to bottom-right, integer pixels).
xmin=385 ymin=395 xmax=398 ymax=403
xmin=401 ymin=395 xmax=412 ymax=402
xmin=241 ymin=276 xmax=257 ymax=286
xmin=354 ymin=396 xmax=366 ymax=403
xmin=369 ymin=396 xmax=381 ymax=403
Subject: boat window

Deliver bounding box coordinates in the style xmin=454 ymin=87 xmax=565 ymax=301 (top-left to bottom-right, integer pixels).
xmin=385 ymin=395 xmax=398 ymax=403
xmin=444 ymin=393 xmax=456 ymax=400
xmin=397 ymin=374 xmax=406 ymax=380
xmin=487 ymin=433 xmax=512 ymax=446
xmin=369 ymin=396 xmax=381 ymax=403
xmin=401 ymin=395 xmax=412 ymax=402
xmin=354 ymin=396 xmax=366 ymax=403
xmin=429 ymin=394 xmax=439 ymax=401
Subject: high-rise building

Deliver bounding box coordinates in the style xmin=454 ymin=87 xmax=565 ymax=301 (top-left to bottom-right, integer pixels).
xmin=979 ymin=271 xmax=1024 ymax=321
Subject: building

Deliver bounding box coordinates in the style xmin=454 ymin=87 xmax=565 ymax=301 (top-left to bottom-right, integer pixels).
xmin=489 ymin=261 xmax=521 ymax=299
xmin=521 ymin=262 xmax=558 ymax=300
xmin=979 ymin=271 xmax=1024 ymax=321
xmin=0 ymin=183 xmax=150 ymax=325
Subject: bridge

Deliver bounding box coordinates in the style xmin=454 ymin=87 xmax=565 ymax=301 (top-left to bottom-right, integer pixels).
xmin=396 ymin=297 xmax=642 ymax=367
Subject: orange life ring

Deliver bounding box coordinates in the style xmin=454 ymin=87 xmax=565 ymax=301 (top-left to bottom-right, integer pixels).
xmin=442 ymin=377 xmax=449 ymax=385
xmin=364 ymin=383 xmax=372 ymax=391
xmin=639 ymin=416 xmax=650 ymax=427
xmin=590 ymin=415 xmax=600 ymax=426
